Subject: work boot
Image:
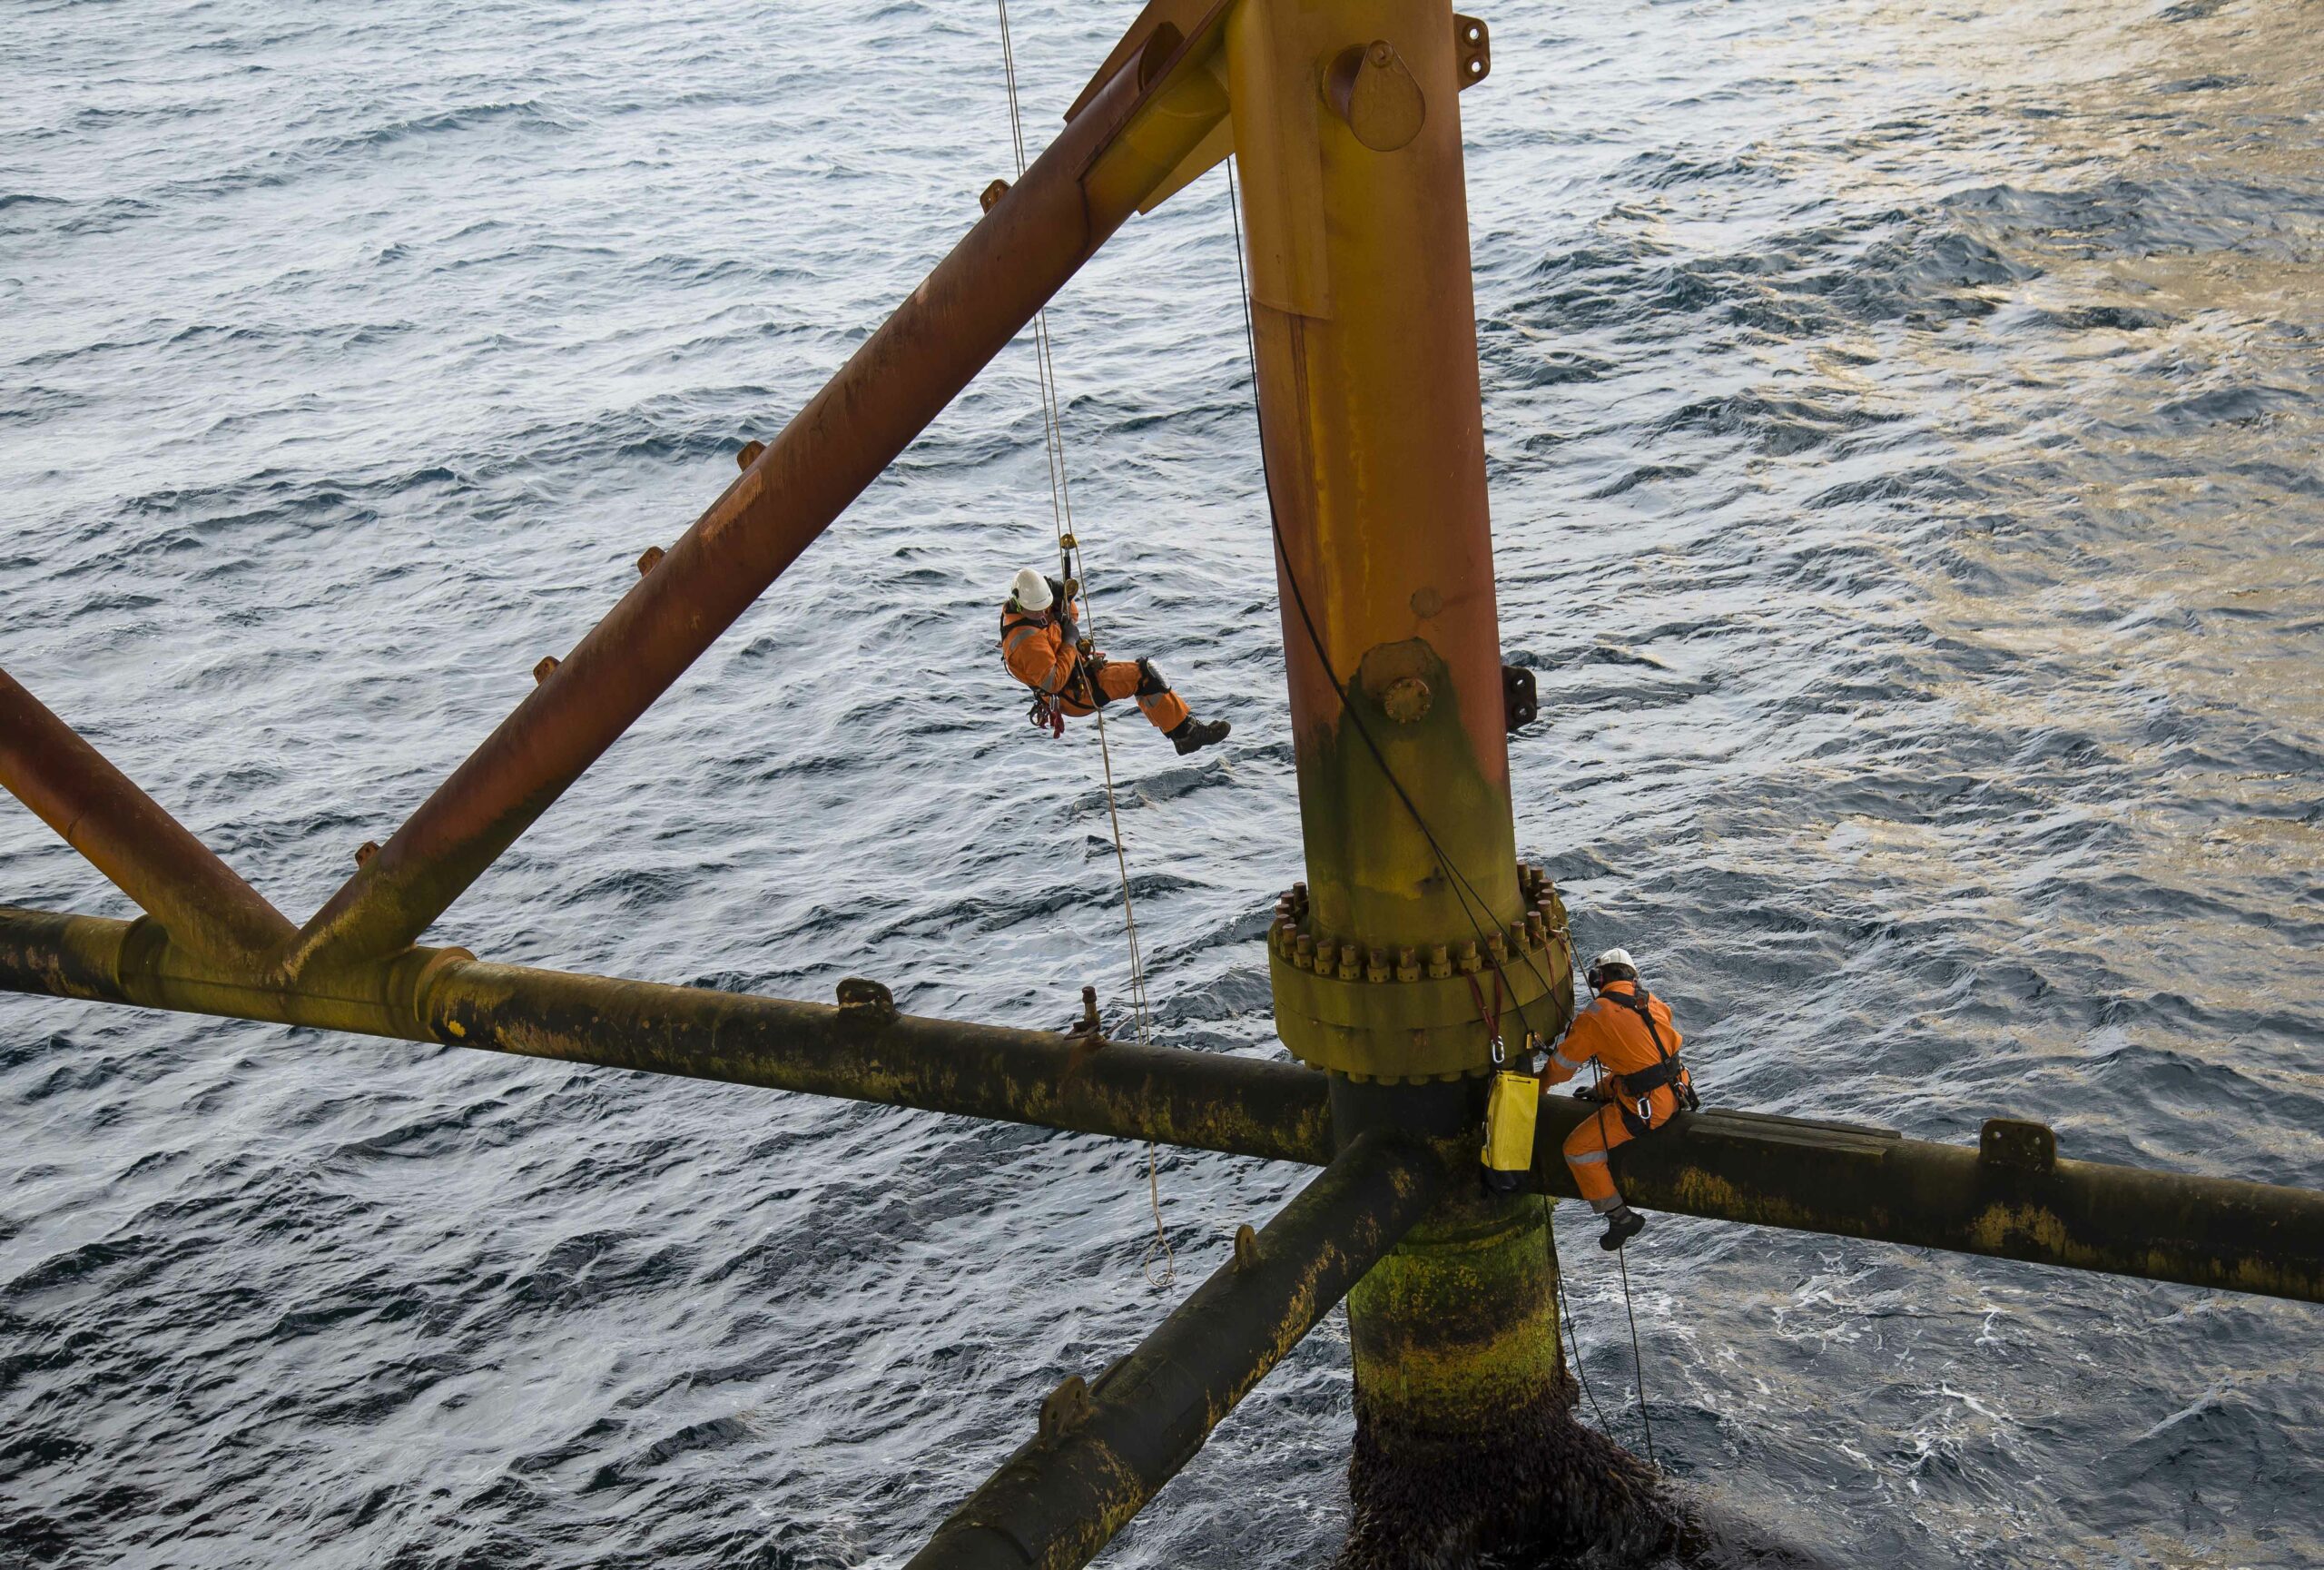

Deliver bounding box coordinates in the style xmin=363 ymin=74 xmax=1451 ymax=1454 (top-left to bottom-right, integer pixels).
xmin=1599 ymin=1205 xmax=1645 ymax=1251
xmin=1168 ymin=716 xmax=1231 ymax=755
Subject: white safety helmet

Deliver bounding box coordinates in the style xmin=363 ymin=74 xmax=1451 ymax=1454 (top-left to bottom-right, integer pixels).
xmin=1585 ymin=947 xmax=1639 ymax=991
xmin=1009 ymin=567 xmax=1053 ymax=613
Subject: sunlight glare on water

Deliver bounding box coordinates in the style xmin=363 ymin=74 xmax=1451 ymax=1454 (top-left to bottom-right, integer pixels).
xmin=3 ymin=0 xmax=2320 ymax=1565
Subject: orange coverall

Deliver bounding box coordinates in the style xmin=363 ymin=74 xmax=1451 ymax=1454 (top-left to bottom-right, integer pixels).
xmin=1537 ymin=980 xmax=1688 ymax=1207
xmin=1000 ymin=601 xmax=1191 ymax=733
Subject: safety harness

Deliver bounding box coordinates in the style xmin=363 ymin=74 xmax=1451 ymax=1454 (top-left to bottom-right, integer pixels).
xmin=1000 ymin=604 xmax=1097 ymax=737
xmin=1602 ymin=987 xmax=1699 ymax=1137
xmin=1001 ymin=607 xmax=1175 ymax=741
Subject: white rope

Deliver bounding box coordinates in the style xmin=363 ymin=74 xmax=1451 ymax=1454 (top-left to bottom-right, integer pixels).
xmin=995 ymin=0 xmax=1173 ymax=1288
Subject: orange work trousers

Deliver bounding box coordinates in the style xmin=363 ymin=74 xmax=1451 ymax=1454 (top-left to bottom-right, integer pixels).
xmin=1061 ymin=657 xmax=1189 ymax=734
xmin=1562 ymin=1087 xmax=1677 ymax=1205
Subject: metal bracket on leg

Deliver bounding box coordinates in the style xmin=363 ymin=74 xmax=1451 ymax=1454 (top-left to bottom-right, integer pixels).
xmin=1454 ymin=15 xmax=1490 ymax=88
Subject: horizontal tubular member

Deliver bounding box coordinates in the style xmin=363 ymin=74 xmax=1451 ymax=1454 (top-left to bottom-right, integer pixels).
xmin=283 ymin=25 xmax=1232 ymax=975
xmin=904 ymin=1129 xmax=1443 ymax=1570
xmin=0 ymin=905 xmax=1330 ymax=1164
xmin=0 ymin=669 xmax=294 ymax=969
xmin=1538 ymin=1099 xmax=2324 ymax=1305
xmin=426 ymin=959 xmax=1330 ymax=1163
xmin=5 ymin=903 xmax=2316 ymax=1300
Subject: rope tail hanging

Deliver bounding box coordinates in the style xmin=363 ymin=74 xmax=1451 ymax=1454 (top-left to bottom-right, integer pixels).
xmin=994 ymin=0 xmax=1174 ymax=1289
xmin=1618 ymin=1240 xmax=1659 ymax=1468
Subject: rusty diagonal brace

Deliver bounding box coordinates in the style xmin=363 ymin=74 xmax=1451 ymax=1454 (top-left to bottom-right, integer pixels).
xmin=904 ymin=1129 xmax=1443 ymax=1570
xmin=1 ymin=0 xmax=2319 ymax=1314
xmin=0 ymin=670 xmax=295 ymax=970
xmin=277 ymin=19 xmax=1233 ymax=980
xmin=8 ymin=6 xmax=2317 ymax=1565
xmin=1 ymin=14 xmax=1227 ymax=986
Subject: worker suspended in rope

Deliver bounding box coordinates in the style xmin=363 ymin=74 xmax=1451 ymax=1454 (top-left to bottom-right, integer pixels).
xmin=999 ymin=568 xmax=1231 ymax=755
xmin=1537 ymin=947 xmax=1699 ymax=1251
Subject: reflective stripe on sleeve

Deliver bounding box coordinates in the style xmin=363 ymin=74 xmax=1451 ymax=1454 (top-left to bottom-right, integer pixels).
xmin=1551 ymin=1045 xmax=1587 ymax=1074
xmin=1570 ymin=1149 xmax=1609 ymax=1166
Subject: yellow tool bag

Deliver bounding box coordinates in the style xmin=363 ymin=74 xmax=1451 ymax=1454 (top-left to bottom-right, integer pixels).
xmin=1481 ymin=1068 xmax=1540 ymax=1191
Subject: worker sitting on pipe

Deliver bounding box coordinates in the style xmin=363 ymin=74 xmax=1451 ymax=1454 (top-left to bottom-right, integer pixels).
xmin=1537 ymin=947 xmax=1699 ymax=1251
xmin=1000 ymin=567 xmax=1230 ymax=755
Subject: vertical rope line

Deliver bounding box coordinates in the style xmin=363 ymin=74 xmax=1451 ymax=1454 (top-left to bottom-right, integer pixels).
xmin=994 ymin=0 xmax=1171 ymax=1288
xmin=1583 ymin=1061 xmax=1656 ymax=1464
xmin=1551 ymin=1223 xmax=1615 ymax=1434
xmin=996 ymin=0 xmax=1072 ymax=574
xmin=1618 ymin=1243 xmax=1658 ymax=1467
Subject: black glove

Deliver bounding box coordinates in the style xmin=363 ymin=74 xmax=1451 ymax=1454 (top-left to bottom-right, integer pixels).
xmin=1057 ymin=615 xmax=1080 ymax=649
xmin=1571 ymin=1083 xmax=1603 ymax=1101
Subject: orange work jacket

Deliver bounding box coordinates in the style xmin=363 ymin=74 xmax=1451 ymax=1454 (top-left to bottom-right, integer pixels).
xmin=1539 ymin=980 xmax=1689 ymax=1128
xmin=1000 ymin=603 xmax=1089 ymax=706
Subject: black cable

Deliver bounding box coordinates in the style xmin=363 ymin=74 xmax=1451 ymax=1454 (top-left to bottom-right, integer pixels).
xmin=1219 ymin=161 xmax=1551 ymax=1046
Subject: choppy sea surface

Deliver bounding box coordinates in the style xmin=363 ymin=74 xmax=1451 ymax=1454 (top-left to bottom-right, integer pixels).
xmin=5 ymin=0 xmax=2321 ymax=1564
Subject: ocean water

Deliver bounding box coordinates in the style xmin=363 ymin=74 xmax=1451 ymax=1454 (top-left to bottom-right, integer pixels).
xmin=4 ymin=0 xmax=2321 ymax=1564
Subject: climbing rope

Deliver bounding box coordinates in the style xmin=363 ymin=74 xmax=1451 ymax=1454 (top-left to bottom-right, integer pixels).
xmin=1552 ymin=1228 xmax=1615 ymax=1434
xmin=1581 ymin=1060 xmax=1659 ymax=1466
xmin=1542 ymin=1228 xmax=1617 ymax=1432
xmin=1617 ymin=1239 xmax=1658 ymax=1468
xmin=994 ymin=0 xmax=1175 ymax=1289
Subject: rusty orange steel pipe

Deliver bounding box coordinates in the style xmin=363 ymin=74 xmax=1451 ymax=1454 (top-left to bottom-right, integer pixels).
xmin=0 ymin=668 xmax=295 ymax=969
xmin=285 ymin=25 xmax=1229 ymax=974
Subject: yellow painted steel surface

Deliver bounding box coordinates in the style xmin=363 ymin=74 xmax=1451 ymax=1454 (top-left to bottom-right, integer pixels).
xmin=1230 ymin=0 xmax=1566 ymax=1079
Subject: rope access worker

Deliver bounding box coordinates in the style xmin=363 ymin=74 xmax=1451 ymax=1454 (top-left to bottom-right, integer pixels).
xmin=1537 ymin=947 xmax=1699 ymax=1251
xmin=1000 ymin=568 xmax=1230 ymax=755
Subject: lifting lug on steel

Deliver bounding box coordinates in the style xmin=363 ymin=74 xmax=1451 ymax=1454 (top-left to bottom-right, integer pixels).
xmin=1038 ymin=1374 xmax=1092 ymax=1438
xmin=835 ymin=975 xmax=898 ymax=1024
xmin=1324 ymin=39 xmax=1425 ymax=153
xmin=980 ymin=179 xmax=1009 ymax=213
xmin=736 ymin=440 xmax=765 ymax=470
xmin=533 ymin=657 xmax=561 ymax=685
xmin=1502 ymin=663 xmax=1537 ymax=732
xmin=1453 ymin=15 xmax=1490 ymax=88
xmin=635 ymin=545 xmax=665 ymax=577
xmin=1233 ymin=1222 xmax=1261 ymax=1271
xmin=353 ymin=840 xmax=379 ymax=867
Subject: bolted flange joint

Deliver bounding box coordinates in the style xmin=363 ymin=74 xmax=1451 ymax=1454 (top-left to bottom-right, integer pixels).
xmin=1265 ymin=863 xmax=1576 ymax=1082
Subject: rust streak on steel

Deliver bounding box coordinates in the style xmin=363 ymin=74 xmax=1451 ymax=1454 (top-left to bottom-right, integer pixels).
xmin=0 ymin=670 xmax=294 ymax=970
xmin=0 ymin=905 xmax=1331 ymax=1164
xmin=905 ymin=1130 xmax=1443 ymax=1570
xmin=282 ymin=25 xmax=1231 ymax=976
